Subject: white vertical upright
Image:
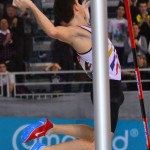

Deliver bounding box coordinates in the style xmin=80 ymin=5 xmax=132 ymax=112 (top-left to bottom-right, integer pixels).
xmin=91 ymin=0 xmax=111 ymax=150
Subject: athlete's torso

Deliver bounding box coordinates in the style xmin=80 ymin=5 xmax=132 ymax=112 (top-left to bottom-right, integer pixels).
xmin=77 ymin=26 xmax=121 ymax=80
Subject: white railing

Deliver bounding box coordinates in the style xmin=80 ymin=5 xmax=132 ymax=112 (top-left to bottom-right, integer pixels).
xmin=0 ymin=68 xmax=150 ymax=99
xmin=0 ymin=70 xmax=92 ymax=99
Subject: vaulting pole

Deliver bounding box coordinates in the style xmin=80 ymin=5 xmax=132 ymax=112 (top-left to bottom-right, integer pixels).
xmin=91 ymin=0 xmax=111 ymax=149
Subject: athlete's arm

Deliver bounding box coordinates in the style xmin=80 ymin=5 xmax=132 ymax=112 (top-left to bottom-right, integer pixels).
xmin=13 ymin=0 xmax=76 ymax=44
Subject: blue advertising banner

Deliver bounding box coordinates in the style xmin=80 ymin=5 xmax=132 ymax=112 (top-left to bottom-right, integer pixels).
xmin=0 ymin=117 xmax=148 ymax=150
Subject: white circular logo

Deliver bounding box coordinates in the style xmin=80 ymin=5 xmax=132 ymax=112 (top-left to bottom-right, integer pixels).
xmin=130 ymin=128 xmax=139 ymax=138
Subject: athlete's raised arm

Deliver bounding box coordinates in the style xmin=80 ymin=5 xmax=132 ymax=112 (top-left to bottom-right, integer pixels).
xmin=13 ymin=0 xmax=74 ymax=44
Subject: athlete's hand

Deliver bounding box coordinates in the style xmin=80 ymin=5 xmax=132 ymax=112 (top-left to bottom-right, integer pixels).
xmin=13 ymin=0 xmax=32 ymax=9
xmin=82 ymin=0 xmax=91 ymax=23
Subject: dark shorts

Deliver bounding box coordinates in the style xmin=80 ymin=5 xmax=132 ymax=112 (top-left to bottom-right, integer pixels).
xmin=90 ymin=80 xmax=124 ymax=133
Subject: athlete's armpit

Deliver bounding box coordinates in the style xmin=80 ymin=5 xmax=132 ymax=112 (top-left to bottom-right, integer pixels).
xmin=55 ymin=26 xmax=79 ymax=44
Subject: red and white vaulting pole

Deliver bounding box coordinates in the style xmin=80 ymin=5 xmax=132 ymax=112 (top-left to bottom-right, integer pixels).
xmin=124 ymin=0 xmax=150 ymax=149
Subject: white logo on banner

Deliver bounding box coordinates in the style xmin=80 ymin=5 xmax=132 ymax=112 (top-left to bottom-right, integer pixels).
xmin=13 ymin=125 xmax=139 ymax=150
xmin=112 ymin=129 xmax=139 ymax=150
xmin=113 ymin=130 xmax=128 ymax=150
xmin=12 ymin=125 xmax=76 ymax=150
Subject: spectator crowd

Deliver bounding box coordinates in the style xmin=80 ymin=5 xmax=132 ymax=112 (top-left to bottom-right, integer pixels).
xmin=109 ymin=0 xmax=150 ymax=91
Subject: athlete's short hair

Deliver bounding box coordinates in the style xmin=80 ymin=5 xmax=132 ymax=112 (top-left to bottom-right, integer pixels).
xmin=54 ymin=0 xmax=84 ymax=25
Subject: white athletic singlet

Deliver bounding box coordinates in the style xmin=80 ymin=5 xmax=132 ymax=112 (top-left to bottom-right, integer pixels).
xmin=77 ymin=26 xmax=121 ymax=80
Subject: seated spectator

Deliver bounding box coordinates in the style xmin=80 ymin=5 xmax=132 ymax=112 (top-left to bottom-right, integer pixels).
xmin=50 ymin=40 xmax=75 ymax=92
xmin=135 ymin=1 xmax=150 ymax=65
xmin=130 ymin=0 xmax=139 ymax=23
xmin=137 ymin=53 xmax=148 ymax=67
xmin=122 ymin=54 xmax=150 ymax=91
xmin=4 ymin=4 xmax=26 ymax=84
xmin=45 ymin=63 xmax=64 ymax=93
xmin=4 ymin=4 xmax=25 ymax=73
xmin=135 ymin=1 xmax=150 ymax=45
xmin=124 ymin=23 xmax=148 ymax=67
xmin=18 ymin=9 xmax=35 ymax=61
xmin=0 ymin=18 xmax=15 ymax=63
xmin=1 ymin=0 xmax=13 ymax=17
xmin=0 ymin=61 xmax=15 ymax=96
xmin=108 ymin=1 xmax=128 ymax=66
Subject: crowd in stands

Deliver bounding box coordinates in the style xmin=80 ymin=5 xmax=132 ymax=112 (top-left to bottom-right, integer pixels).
xmin=108 ymin=0 xmax=150 ymax=67
xmin=0 ymin=1 xmax=42 ymax=96
xmin=108 ymin=0 xmax=150 ymax=91
xmin=0 ymin=0 xmax=150 ymax=97
xmin=0 ymin=1 xmax=35 ymax=71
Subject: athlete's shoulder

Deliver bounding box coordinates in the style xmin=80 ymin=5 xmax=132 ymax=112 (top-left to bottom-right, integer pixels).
xmin=56 ymin=25 xmax=84 ymax=34
xmin=54 ymin=26 xmax=80 ymax=43
xmin=67 ymin=25 xmax=91 ymax=37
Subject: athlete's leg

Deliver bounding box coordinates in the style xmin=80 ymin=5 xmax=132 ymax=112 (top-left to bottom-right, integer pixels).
xmin=45 ymin=140 xmax=94 ymax=150
xmin=109 ymin=80 xmax=124 ymax=139
xmin=51 ymin=124 xmax=94 ymax=142
xmin=21 ymin=118 xmax=94 ymax=143
xmin=31 ymin=140 xmax=95 ymax=150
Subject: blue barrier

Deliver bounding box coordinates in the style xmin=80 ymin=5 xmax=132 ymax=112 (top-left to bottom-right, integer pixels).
xmin=0 ymin=117 xmax=148 ymax=150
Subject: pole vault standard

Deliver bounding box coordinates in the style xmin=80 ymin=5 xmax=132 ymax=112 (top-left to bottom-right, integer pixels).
xmin=91 ymin=0 xmax=111 ymax=150
xmin=124 ymin=0 xmax=150 ymax=149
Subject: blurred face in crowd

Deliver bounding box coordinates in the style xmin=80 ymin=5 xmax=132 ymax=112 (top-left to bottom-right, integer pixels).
xmin=117 ymin=6 xmax=125 ymax=18
xmin=137 ymin=55 xmax=147 ymax=68
xmin=139 ymin=3 xmax=148 ymax=14
xmin=0 ymin=64 xmax=7 ymax=73
xmin=6 ymin=6 xmax=17 ymax=18
xmin=0 ymin=19 xmax=9 ymax=31
xmin=133 ymin=24 xmax=140 ymax=37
